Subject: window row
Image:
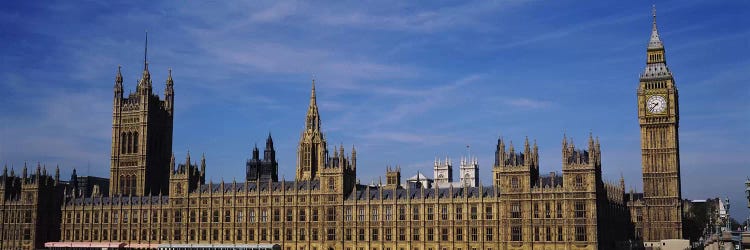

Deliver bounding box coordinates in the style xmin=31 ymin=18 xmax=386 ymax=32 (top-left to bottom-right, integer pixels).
xmin=119 ymin=131 xmax=139 ymax=154
xmin=65 ymin=201 xmax=586 ymax=226
xmin=63 ymin=226 xmax=587 ymax=243
xmin=1 ymin=210 xmax=33 ymax=223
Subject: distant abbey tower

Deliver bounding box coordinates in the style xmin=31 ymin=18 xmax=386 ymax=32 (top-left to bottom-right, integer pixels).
xmin=433 ymin=156 xmax=452 ymax=186
xmin=110 ymin=34 xmax=174 ymax=196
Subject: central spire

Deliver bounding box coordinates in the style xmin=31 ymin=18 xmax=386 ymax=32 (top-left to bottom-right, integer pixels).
xmin=648 ymin=5 xmax=663 ymax=50
xmin=138 ymin=31 xmax=152 ymax=91
xmin=297 ymin=78 xmax=327 ymax=181
xmin=310 ymin=78 xmax=316 ymax=104
xmin=305 ymin=79 xmax=320 ymax=131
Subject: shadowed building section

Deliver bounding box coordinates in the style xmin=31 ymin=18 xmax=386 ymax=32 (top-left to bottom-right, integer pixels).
xmin=246 ymin=134 xmax=279 ymax=183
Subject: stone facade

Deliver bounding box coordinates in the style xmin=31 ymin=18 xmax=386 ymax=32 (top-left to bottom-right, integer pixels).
xmin=0 ymin=164 xmax=65 ymax=249
xmin=110 ymin=61 xmax=174 ymax=197
xmin=54 ymin=78 xmax=634 ymax=250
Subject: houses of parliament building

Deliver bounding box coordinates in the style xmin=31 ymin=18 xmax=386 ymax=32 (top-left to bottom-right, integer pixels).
xmin=0 ymin=9 xmax=683 ymax=250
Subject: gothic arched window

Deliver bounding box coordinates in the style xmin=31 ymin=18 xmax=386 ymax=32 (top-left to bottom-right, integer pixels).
xmin=133 ymin=132 xmax=138 ymax=153
xmin=120 ymin=175 xmax=126 ymax=194
xmin=511 ymin=177 xmax=519 ymax=189
xmin=126 ymin=132 xmax=132 ymax=154
xmin=121 ymin=132 xmax=126 ymax=154
xmin=130 ymin=175 xmax=135 ymax=194
xmin=575 ymin=175 xmax=583 ymax=188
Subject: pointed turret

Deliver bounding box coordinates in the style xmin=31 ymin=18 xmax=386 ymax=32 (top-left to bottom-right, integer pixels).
xmin=55 ymin=165 xmax=60 ymax=184
xmin=165 ymin=67 xmax=174 ymax=112
xmin=264 ymin=133 xmax=275 ymax=162
xmin=170 ymin=153 xmax=175 ymax=174
xmin=524 ymin=136 xmax=531 ymax=158
xmin=265 ymin=133 xmax=274 ymax=150
xmin=351 ymin=145 xmax=357 ymax=170
xmin=495 ymin=136 xmax=506 ymax=166
xmin=70 ymin=169 xmax=79 ymax=196
xmin=533 ymin=139 xmax=539 ymax=165
xmin=185 ymin=150 xmax=191 ymax=167
xmin=201 ymin=153 xmax=206 ymax=172
xmin=22 ymin=162 xmax=28 ymax=180
xmin=114 ymin=65 xmax=123 ymax=98
xmin=138 ymin=32 xmax=152 ymax=93
xmin=200 ymin=153 xmax=206 ymax=183
xmin=252 ymin=144 xmax=260 ymax=160
xmin=305 ymin=79 xmax=321 ymax=131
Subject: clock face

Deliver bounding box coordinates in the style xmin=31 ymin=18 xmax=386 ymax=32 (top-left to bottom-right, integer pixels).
xmin=646 ymin=95 xmax=667 ymax=114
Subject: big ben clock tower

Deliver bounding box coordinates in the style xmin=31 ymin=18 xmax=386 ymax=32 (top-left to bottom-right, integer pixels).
xmin=637 ymin=6 xmax=683 ymax=241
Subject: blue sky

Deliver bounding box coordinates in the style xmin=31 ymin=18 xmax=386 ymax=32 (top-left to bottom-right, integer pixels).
xmin=1 ymin=1 xmax=748 ymax=219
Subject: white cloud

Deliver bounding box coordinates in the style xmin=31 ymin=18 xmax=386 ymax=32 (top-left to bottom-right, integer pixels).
xmin=504 ymin=97 xmax=551 ymax=109
xmin=250 ymin=2 xmax=300 ymax=23
xmin=0 ymin=88 xmax=112 ymax=176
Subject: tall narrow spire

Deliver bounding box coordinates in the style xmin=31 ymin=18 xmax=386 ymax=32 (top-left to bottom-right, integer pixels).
xmin=114 ymin=65 xmax=123 ymax=98
xmin=297 ymin=77 xmax=327 ymax=181
xmin=642 ymin=5 xmax=670 ymax=78
xmin=165 ymin=67 xmax=174 ymax=112
xmin=144 ymin=31 xmax=149 ymax=71
xmin=115 ymin=65 xmax=123 ymax=87
xmin=266 ymin=132 xmax=274 ymax=150
xmin=310 ymin=78 xmax=317 ymax=105
xmin=167 ymin=68 xmax=173 ymax=84
xmin=138 ymin=31 xmax=152 ymax=91
xmin=648 ymin=5 xmax=663 ymax=50
xmin=305 ymin=79 xmax=320 ymax=131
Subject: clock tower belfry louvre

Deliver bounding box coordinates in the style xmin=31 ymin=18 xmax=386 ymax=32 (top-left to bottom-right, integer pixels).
xmin=635 ymin=6 xmax=683 ymax=242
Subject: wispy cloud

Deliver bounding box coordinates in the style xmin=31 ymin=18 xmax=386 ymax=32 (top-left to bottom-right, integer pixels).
xmin=360 ymin=131 xmax=458 ymax=145
xmin=0 ymin=87 xmax=111 ymax=176
xmin=504 ymin=97 xmax=552 ymax=109
xmin=491 ymin=12 xmax=643 ymax=50
xmin=250 ymin=2 xmax=299 ymax=23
